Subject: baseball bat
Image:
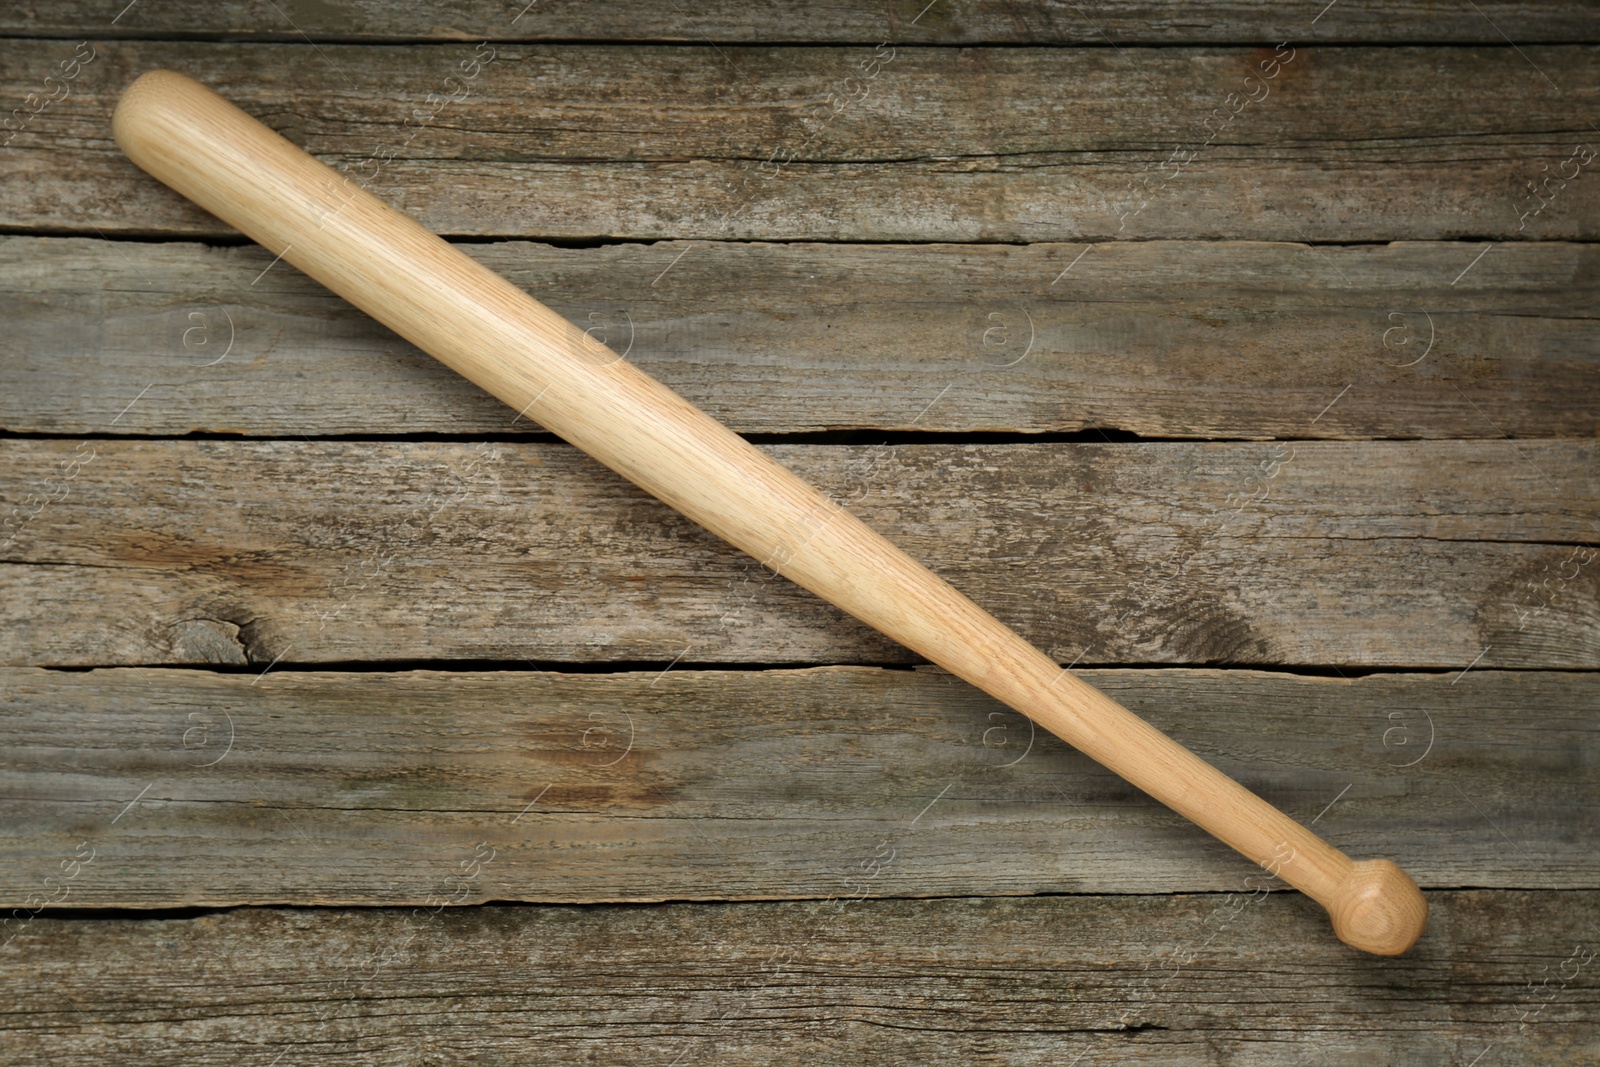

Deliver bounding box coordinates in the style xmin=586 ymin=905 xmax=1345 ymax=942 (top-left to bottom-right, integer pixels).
xmin=112 ymin=70 xmax=1427 ymax=955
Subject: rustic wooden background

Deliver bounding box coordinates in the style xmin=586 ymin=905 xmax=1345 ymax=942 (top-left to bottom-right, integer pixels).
xmin=2 ymin=2 xmax=1597 ymax=1064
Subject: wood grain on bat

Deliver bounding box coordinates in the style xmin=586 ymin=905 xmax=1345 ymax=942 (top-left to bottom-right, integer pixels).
xmin=111 ymin=69 xmax=1427 ymax=954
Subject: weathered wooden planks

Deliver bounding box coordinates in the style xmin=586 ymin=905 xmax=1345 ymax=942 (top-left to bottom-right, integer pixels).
xmin=4 ymin=41 xmax=1596 ymax=241
xmin=5 ymin=0 xmax=1597 ymax=45
xmin=2 ymin=439 xmax=1595 ymax=669
xmin=4 ymin=892 xmax=1595 ymax=1065
xmin=0 ymin=3 xmax=1595 ymax=1058
xmin=4 ymin=236 xmax=1596 ymax=439
xmin=1 ymin=666 xmax=1593 ymax=907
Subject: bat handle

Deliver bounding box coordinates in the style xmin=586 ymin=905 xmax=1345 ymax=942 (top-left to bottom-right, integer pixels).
xmin=113 ymin=70 xmax=1426 ymax=955
xmin=1015 ymin=657 xmax=1427 ymax=954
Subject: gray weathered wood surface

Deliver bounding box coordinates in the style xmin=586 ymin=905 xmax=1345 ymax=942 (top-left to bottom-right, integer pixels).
xmin=5 ymin=893 xmax=1597 ymax=1065
xmin=4 ymin=236 xmax=1597 ymax=439
xmin=6 ymin=1 xmax=1598 ymax=45
xmin=3 ymin=6 xmax=1596 ymax=1063
xmin=3 ymin=439 xmax=1595 ymax=668
xmin=4 ymin=41 xmax=1597 ymax=241
xmin=1 ymin=666 xmax=1594 ymax=906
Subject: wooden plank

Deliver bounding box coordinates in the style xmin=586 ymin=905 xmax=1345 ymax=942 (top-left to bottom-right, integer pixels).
xmin=0 ymin=666 xmax=1593 ymax=907
xmin=4 ymin=41 xmax=1596 ymax=241
xmin=4 ymin=1 xmax=1597 ymax=45
xmin=3 ymin=439 xmax=1595 ymax=669
xmin=4 ymin=236 xmax=1596 ymax=440
xmin=3 ymin=892 xmax=1595 ymax=1064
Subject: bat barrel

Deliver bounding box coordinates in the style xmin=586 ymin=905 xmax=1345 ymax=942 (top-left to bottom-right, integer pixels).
xmin=113 ymin=69 xmax=1426 ymax=955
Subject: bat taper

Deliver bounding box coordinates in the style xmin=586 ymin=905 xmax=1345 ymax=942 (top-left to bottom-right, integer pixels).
xmin=112 ymin=69 xmax=1427 ymax=955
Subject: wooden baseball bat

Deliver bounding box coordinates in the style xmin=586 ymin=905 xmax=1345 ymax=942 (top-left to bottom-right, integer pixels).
xmin=112 ymin=69 xmax=1427 ymax=955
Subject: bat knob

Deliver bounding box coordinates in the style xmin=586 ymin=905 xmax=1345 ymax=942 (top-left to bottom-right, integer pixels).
xmin=1327 ymin=859 xmax=1428 ymax=956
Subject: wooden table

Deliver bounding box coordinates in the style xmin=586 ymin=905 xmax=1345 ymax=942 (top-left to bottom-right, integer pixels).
xmin=2 ymin=4 xmax=1596 ymax=1063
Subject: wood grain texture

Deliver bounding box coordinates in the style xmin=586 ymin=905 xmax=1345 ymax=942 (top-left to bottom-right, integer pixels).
xmin=3 ymin=439 xmax=1594 ymax=669
xmin=1 ymin=666 xmax=1593 ymax=907
xmin=4 ymin=0 xmax=1597 ymax=45
xmin=111 ymin=68 xmax=1441 ymax=953
xmin=4 ymin=892 xmax=1596 ymax=1065
xmin=5 ymin=41 xmax=1597 ymax=241
xmin=2 ymin=2 xmax=1596 ymax=1051
xmin=4 ymin=235 xmax=1596 ymax=439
